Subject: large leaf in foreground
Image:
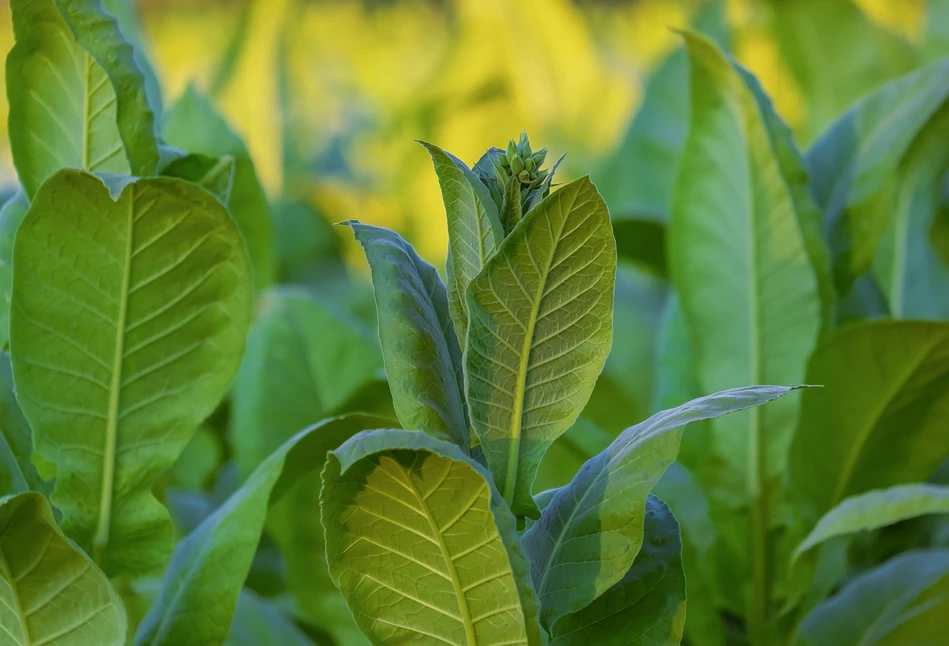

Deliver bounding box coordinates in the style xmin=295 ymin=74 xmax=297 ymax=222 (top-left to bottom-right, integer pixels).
xmin=346 ymin=221 xmax=469 ymax=448
xmin=421 ymin=142 xmax=502 ymax=347
xmin=0 ymin=492 xmax=125 ymax=645
xmin=788 ymin=321 xmax=949 ymax=523
xmin=548 ymin=495 xmax=685 ymax=645
xmin=322 ymin=429 xmax=544 ymax=645
xmin=163 ymin=85 xmax=275 ymax=290
xmin=466 ymin=176 xmax=615 ymax=518
xmin=10 ymin=170 xmax=252 ymax=576
xmin=523 ymin=385 xmax=798 ymax=628
xmin=806 ymin=58 xmax=949 ymax=295
xmin=6 ymin=0 xmax=159 ymax=198
xmin=793 ymin=484 xmax=949 ymax=562
xmin=798 ymin=550 xmax=949 ymax=646
xmin=136 ymin=415 xmax=388 ymax=646
xmin=231 ymin=286 xmax=382 ymax=476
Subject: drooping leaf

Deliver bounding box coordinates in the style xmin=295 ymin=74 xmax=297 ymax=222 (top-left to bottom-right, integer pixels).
xmin=225 ymin=589 xmax=315 ymax=646
xmin=163 ymin=84 xmax=275 ymax=290
xmin=466 ymin=176 xmax=615 ymax=518
xmin=9 ymin=169 xmax=252 ymax=576
xmin=136 ymin=415 xmax=388 ymax=646
xmin=798 ymin=550 xmax=949 ymax=646
xmin=547 ymin=495 xmax=686 ymax=645
xmin=788 ymin=321 xmax=949 ymax=524
xmin=0 ymin=492 xmax=126 ymax=646
xmin=6 ymin=0 xmax=159 ymax=198
xmin=160 ymin=153 xmax=236 ymax=205
xmin=345 ymin=221 xmax=469 ymax=448
xmin=420 ymin=142 xmax=502 ymax=347
xmin=0 ymin=191 xmax=29 ymax=349
xmin=321 ymin=429 xmax=545 ymax=645
xmin=770 ymin=0 xmax=919 ymax=145
xmin=522 ymin=384 xmax=799 ymax=628
xmin=805 ymin=58 xmax=949 ymax=296
xmin=231 ymin=286 xmax=383 ymax=477
xmin=0 ymin=354 xmax=46 ymax=497
xmin=793 ymin=484 xmax=949 ymax=562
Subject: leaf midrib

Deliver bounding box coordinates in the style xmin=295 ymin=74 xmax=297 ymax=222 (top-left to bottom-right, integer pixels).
xmin=92 ymin=183 xmax=134 ymax=565
xmin=0 ymin=524 xmax=32 ymax=646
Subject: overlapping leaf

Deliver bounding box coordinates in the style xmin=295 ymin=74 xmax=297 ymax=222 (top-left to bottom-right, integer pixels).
xmin=466 ymin=176 xmax=615 ymax=518
xmin=10 ymin=170 xmax=252 ymax=576
xmin=322 ymin=429 xmax=545 ymax=646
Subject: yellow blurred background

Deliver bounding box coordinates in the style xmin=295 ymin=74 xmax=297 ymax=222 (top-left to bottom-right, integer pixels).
xmin=0 ymin=0 xmax=936 ymax=263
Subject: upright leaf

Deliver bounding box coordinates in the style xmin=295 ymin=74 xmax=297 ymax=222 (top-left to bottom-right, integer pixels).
xmin=805 ymin=58 xmax=949 ymax=296
xmin=548 ymin=496 xmax=686 ymax=645
xmin=231 ymin=286 xmax=383 ymax=476
xmin=466 ymin=176 xmax=615 ymax=518
xmin=6 ymin=0 xmax=159 ymax=198
xmin=793 ymin=484 xmax=949 ymax=562
xmin=523 ymin=385 xmax=798 ymax=628
xmin=163 ymin=85 xmax=275 ymax=290
xmin=788 ymin=322 xmax=949 ymax=523
xmin=321 ymin=429 xmax=544 ymax=645
xmin=0 ymin=492 xmax=126 ymax=646
xmin=798 ymin=550 xmax=949 ymax=645
xmin=225 ymin=589 xmax=315 ymax=646
xmin=421 ymin=142 xmax=502 ymax=346
xmin=346 ymin=221 xmax=469 ymax=448
xmin=0 ymin=354 xmax=45 ymax=497
xmin=10 ymin=170 xmax=252 ymax=576
xmin=0 ymin=191 xmax=29 ymax=349
xmin=136 ymin=416 xmax=386 ymax=646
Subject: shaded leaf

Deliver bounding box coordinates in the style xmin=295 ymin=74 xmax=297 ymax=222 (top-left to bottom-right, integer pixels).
xmin=0 ymin=191 xmax=29 ymax=350
xmin=160 ymin=153 xmax=236 ymax=205
xmin=10 ymin=170 xmax=252 ymax=576
xmin=0 ymin=354 xmax=46 ymax=497
xmin=225 ymin=589 xmax=315 ymax=646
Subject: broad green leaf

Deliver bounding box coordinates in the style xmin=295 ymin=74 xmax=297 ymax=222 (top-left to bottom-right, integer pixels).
xmin=231 ymin=286 xmax=383 ymax=477
xmin=136 ymin=415 xmax=387 ymax=646
xmin=321 ymin=428 xmax=545 ymax=646
xmin=6 ymin=0 xmax=159 ymax=198
xmin=346 ymin=221 xmax=469 ymax=448
xmin=770 ymin=0 xmax=919 ymax=145
xmin=523 ymin=384 xmax=798 ymax=628
xmin=0 ymin=354 xmax=46 ymax=497
xmin=793 ymin=484 xmax=949 ymax=562
xmin=670 ymin=37 xmax=823 ymax=622
xmin=788 ymin=321 xmax=949 ymax=523
xmin=9 ymin=169 xmax=252 ymax=576
xmin=547 ymin=495 xmax=686 ymax=645
xmin=160 ymin=153 xmax=236 ymax=205
xmin=0 ymin=492 xmax=126 ymax=646
xmin=0 ymin=191 xmax=29 ymax=350
xmin=164 ymin=425 xmax=221 ymax=491
xmin=225 ymin=589 xmax=315 ymax=646
xmin=595 ymin=0 xmax=729 ymax=222
xmin=163 ymin=85 xmax=275 ymax=290
xmin=466 ymin=176 xmax=615 ymax=518
xmin=928 ymin=0 xmax=949 ymax=60
xmin=805 ymin=58 xmax=949 ymax=295
xmin=798 ymin=550 xmax=949 ymax=646
xmin=421 ymin=142 xmax=502 ymax=347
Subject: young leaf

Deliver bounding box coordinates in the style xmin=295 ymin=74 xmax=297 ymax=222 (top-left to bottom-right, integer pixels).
xmin=321 ymin=429 xmax=545 ymax=645
xmin=345 ymin=221 xmax=469 ymax=448
xmin=806 ymin=58 xmax=949 ymax=295
xmin=160 ymin=153 xmax=236 ymax=205
xmin=793 ymin=484 xmax=949 ymax=563
xmin=0 ymin=191 xmax=29 ymax=350
xmin=9 ymin=169 xmax=252 ymax=576
xmin=231 ymin=286 xmax=383 ymax=477
xmin=0 ymin=354 xmax=46 ymax=497
xmin=547 ymin=495 xmax=685 ymax=645
xmin=522 ymin=384 xmax=799 ymax=628
xmin=6 ymin=0 xmax=160 ymax=198
xmin=136 ymin=415 xmax=387 ymax=646
xmin=0 ymin=492 xmax=126 ymax=645
xmin=163 ymin=85 xmax=276 ymax=290
xmin=788 ymin=321 xmax=949 ymax=524
xmin=797 ymin=550 xmax=949 ymax=645
xmin=466 ymin=176 xmax=616 ymax=518
xmin=420 ymin=142 xmax=502 ymax=347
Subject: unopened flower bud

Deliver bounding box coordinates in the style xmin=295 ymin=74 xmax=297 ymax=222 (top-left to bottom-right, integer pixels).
xmin=506 ymin=141 xmax=518 ymax=165
xmin=518 ymin=170 xmax=530 ymax=182
xmin=517 ymin=130 xmax=531 ymax=157
xmin=525 ymin=158 xmax=536 ymax=173
xmin=511 ymin=156 xmax=525 ymax=175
